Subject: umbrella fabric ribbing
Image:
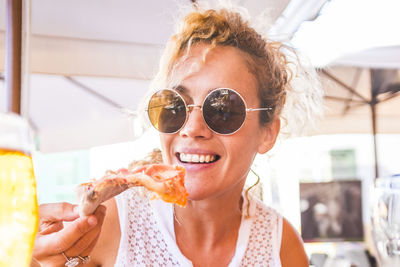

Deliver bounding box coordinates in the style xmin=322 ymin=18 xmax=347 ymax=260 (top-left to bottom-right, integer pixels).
xmin=317 ymin=67 xmax=400 ymax=179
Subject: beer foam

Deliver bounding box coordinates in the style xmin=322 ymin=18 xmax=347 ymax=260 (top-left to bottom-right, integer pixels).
xmin=0 ymin=113 xmax=34 ymax=153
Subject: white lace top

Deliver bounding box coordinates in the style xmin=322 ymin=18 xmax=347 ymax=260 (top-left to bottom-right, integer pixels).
xmin=114 ymin=188 xmax=282 ymax=267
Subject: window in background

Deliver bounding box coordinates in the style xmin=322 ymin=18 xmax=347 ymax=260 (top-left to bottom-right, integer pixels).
xmin=330 ymin=149 xmax=357 ymax=180
xmin=34 ymin=149 xmax=90 ymax=204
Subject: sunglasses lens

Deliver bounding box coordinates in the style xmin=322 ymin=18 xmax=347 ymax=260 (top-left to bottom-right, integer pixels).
xmin=147 ymin=90 xmax=187 ymax=133
xmin=203 ymin=89 xmax=246 ymax=134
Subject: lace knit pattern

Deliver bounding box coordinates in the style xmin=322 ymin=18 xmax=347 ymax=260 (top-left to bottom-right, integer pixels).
xmin=115 ymin=189 xmax=282 ymax=267
xmin=239 ymin=199 xmax=282 ymax=267
xmin=114 ymin=188 xmax=179 ymax=266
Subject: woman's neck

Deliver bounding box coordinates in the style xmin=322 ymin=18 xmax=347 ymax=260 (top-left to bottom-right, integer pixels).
xmin=173 ymin=188 xmax=245 ymax=266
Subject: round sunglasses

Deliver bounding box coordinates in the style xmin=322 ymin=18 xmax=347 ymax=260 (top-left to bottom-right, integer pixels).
xmin=147 ymin=88 xmax=272 ymax=135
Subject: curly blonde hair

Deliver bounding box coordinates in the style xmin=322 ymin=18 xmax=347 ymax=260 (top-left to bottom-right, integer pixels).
xmin=150 ymin=4 xmax=323 ymax=134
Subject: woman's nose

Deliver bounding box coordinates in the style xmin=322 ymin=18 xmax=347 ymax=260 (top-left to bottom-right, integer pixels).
xmin=179 ymin=106 xmax=213 ymax=139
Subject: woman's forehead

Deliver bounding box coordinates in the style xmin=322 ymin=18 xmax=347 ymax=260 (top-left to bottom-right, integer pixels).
xmin=169 ymin=45 xmax=258 ymax=99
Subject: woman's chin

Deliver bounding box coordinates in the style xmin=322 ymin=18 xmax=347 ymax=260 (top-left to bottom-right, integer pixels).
xmin=184 ymin=185 xmax=214 ymax=202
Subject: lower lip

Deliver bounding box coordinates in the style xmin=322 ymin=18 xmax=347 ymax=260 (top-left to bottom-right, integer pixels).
xmin=177 ymin=159 xmax=218 ymax=172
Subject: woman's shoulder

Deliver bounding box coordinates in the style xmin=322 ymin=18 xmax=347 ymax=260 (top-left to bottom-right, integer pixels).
xmin=280 ymin=218 xmax=309 ymax=267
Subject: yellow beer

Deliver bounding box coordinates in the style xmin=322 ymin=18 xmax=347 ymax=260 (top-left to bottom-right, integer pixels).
xmin=0 ymin=149 xmax=38 ymax=267
xmin=0 ymin=112 xmax=39 ymax=267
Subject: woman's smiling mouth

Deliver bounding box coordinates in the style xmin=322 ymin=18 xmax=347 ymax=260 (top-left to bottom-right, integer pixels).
xmin=177 ymin=152 xmax=220 ymax=164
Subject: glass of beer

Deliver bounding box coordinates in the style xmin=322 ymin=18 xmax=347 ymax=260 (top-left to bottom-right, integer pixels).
xmin=371 ymin=175 xmax=400 ymax=267
xmin=0 ymin=112 xmax=39 ymax=267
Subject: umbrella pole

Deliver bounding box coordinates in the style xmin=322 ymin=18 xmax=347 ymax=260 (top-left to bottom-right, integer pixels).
xmin=5 ymin=0 xmax=29 ymax=117
xmin=371 ymin=90 xmax=379 ymax=180
xmin=5 ymin=0 xmax=22 ymax=114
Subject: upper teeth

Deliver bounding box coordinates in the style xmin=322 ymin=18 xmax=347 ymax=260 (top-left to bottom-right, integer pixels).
xmin=179 ymin=153 xmax=216 ymax=163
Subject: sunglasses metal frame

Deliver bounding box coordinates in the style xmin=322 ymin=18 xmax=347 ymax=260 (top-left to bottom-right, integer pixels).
xmin=147 ymin=88 xmax=272 ymax=135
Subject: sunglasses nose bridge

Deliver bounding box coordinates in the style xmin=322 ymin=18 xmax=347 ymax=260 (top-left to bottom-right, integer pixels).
xmin=179 ymin=103 xmax=214 ymax=138
xmin=186 ymin=104 xmax=202 ymax=113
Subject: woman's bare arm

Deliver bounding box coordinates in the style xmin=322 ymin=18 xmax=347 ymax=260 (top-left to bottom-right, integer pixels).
xmin=280 ymin=218 xmax=309 ymax=267
xmin=86 ymin=198 xmax=120 ymax=267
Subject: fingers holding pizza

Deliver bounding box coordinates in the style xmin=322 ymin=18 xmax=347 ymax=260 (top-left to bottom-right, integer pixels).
xmin=32 ymin=203 xmax=106 ymax=267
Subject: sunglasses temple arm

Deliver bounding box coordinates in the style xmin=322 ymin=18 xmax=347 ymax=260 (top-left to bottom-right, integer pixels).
xmin=120 ymin=108 xmax=139 ymax=116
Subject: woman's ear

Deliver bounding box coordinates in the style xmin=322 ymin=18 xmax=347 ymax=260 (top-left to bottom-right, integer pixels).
xmin=258 ymin=116 xmax=281 ymax=154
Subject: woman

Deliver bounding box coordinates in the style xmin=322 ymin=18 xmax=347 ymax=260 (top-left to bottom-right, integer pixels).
xmin=33 ymin=6 xmax=320 ymax=267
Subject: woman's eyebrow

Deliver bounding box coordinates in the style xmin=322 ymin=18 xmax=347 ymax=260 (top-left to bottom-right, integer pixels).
xmin=173 ymin=85 xmax=220 ymax=100
xmin=172 ymin=85 xmax=193 ymax=103
xmin=173 ymin=85 xmax=188 ymax=95
xmin=174 ymin=85 xmax=220 ymax=95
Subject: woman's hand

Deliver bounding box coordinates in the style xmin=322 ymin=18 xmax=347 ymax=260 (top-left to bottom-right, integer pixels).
xmin=32 ymin=202 xmax=106 ymax=267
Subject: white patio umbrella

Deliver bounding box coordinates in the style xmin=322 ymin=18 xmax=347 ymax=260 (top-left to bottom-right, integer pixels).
xmin=290 ymin=0 xmax=400 ymax=178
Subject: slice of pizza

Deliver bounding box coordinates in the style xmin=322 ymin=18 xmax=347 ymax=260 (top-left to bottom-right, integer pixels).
xmin=77 ymin=149 xmax=188 ymax=216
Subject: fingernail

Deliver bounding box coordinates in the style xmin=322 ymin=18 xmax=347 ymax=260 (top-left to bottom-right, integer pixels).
xmin=88 ymin=216 xmax=98 ymax=226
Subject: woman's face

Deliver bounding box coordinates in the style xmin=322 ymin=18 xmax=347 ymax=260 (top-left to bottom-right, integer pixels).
xmin=159 ymin=44 xmax=278 ymax=201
